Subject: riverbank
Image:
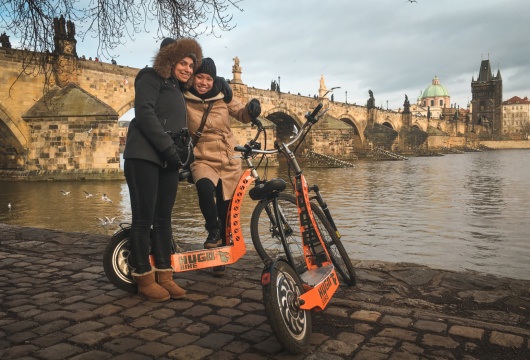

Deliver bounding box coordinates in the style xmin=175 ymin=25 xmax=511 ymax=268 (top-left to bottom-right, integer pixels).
xmin=480 ymin=139 xmax=530 ymax=149
xmin=0 ymin=168 xmax=124 ymax=181
xmin=1 ymin=223 xmax=529 ymax=359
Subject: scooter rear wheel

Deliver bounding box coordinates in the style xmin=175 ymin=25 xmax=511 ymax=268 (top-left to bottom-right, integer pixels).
xmin=262 ymin=259 xmax=311 ymax=354
xmin=102 ymin=227 xmax=137 ymax=293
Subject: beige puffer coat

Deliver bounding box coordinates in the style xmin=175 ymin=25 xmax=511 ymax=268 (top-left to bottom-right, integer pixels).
xmin=184 ymin=91 xmax=252 ymax=200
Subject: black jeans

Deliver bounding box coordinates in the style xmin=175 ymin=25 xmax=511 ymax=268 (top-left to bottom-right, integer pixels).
xmin=195 ymin=178 xmax=230 ymax=244
xmin=124 ymin=159 xmax=179 ymax=274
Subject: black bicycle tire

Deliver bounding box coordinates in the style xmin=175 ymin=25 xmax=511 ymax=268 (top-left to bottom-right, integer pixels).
xmin=310 ymin=205 xmax=357 ymax=287
xmin=251 ymin=193 xmax=356 ymax=286
xmin=262 ymin=260 xmax=312 ymax=354
xmin=250 ymin=193 xmax=306 ymax=272
xmin=102 ymin=227 xmax=137 ymax=293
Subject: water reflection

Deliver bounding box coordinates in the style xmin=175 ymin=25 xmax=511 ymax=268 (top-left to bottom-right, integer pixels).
xmin=1 ymin=150 xmax=529 ymax=280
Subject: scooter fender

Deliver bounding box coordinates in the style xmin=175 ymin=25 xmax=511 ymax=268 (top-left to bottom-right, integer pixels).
xmin=260 ymin=257 xmax=277 ymax=286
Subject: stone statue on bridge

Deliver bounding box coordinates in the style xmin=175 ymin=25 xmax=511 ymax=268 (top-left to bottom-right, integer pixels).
xmin=232 ymin=56 xmax=241 ymax=72
xmin=367 ymin=89 xmax=375 ymax=109
xmin=403 ymin=94 xmax=411 ymax=114
xmin=231 ymin=56 xmax=243 ymax=84
xmin=0 ymin=32 xmax=11 ymax=48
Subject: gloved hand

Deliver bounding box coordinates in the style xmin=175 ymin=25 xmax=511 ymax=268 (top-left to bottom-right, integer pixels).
xmin=247 ymin=98 xmax=261 ymax=118
xmin=179 ymin=166 xmax=194 ymax=183
xmin=251 ymin=117 xmax=263 ymax=128
xmin=216 ymin=77 xmax=233 ymax=103
xmin=162 ymin=144 xmax=182 ymax=168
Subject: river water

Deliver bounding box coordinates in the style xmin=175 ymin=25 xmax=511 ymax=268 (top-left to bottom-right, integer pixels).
xmin=1 ymin=149 xmax=529 ymax=280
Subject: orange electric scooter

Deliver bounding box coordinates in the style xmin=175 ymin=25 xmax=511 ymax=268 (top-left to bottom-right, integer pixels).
xmin=103 ymin=103 xmax=356 ymax=354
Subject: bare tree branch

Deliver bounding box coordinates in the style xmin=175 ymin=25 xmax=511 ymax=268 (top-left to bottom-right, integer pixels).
xmin=1 ymin=0 xmax=243 ymax=64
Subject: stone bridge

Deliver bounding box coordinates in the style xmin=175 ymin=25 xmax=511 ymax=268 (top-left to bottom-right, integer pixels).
xmin=0 ymin=26 xmax=477 ymax=176
xmin=0 ymin=44 xmax=139 ymax=175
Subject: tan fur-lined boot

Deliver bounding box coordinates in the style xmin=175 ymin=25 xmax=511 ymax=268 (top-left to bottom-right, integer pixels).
xmin=156 ymin=269 xmax=187 ymax=299
xmin=132 ymin=268 xmax=170 ymax=302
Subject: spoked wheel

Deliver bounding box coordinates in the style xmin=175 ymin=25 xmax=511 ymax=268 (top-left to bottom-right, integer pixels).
xmin=251 ymin=193 xmax=306 ymax=273
xmin=262 ymin=260 xmax=311 ymax=354
xmin=102 ymin=227 xmax=137 ymax=293
xmin=310 ymin=205 xmax=357 ymax=287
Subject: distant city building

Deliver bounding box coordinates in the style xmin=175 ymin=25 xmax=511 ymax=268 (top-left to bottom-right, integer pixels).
xmin=409 ymin=76 xmax=452 ymax=119
xmin=471 ymin=59 xmax=503 ymax=135
xmin=502 ymin=96 xmax=530 ymax=139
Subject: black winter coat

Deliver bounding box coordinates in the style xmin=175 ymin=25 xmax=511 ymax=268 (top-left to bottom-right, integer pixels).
xmin=123 ymin=67 xmax=187 ymax=167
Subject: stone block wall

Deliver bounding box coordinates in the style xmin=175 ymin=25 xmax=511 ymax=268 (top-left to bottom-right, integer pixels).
xmin=231 ymin=119 xmax=279 ymax=166
xmin=310 ymin=129 xmax=357 ymax=159
xmin=427 ymin=135 xmax=466 ymax=149
xmin=76 ymin=60 xmax=139 ymax=116
xmin=26 ymin=116 xmax=120 ymax=171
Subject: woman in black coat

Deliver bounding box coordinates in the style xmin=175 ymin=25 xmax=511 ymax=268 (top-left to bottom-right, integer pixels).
xmin=123 ymin=38 xmax=202 ymax=302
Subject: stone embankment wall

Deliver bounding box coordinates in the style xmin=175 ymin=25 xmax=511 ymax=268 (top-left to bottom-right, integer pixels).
xmin=428 ymin=136 xmax=467 ymax=149
xmin=26 ymin=118 xmax=120 ymax=171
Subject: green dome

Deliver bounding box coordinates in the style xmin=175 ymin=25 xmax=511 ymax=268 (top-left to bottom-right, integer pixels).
xmin=422 ymin=76 xmax=449 ymax=98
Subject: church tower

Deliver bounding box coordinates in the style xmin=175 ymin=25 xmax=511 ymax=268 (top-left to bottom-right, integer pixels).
xmin=471 ymin=59 xmax=503 ymax=135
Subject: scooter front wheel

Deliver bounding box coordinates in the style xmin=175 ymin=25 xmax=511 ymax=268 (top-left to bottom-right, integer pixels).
xmin=262 ymin=259 xmax=311 ymax=354
xmin=103 ymin=227 xmax=137 ymax=293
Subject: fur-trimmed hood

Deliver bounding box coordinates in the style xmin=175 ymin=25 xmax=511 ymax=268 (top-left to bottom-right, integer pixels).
xmin=153 ymin=38 xmax=203 ymax=87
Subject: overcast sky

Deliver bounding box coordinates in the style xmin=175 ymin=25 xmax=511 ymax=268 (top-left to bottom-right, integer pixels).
xmin=74 ymin=0 xmax=527 ymax=111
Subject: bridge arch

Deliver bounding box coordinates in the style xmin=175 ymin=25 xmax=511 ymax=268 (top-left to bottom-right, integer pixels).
xmin=337 ymin=113 xmax=365 ymax=150
xmin=116 ymin=98 xmax=135 ymax=118
xmin=412 ymin=121 xmax=426 ymax=132
xmin=0 ymin=103 xmax=28 ymax=148
xmin=0 ymin=104 xmax=28 ymax=169
xmin=381 ymin=119 xmax=396 ymax=130
xmin=262 ymin=107 xmax=303 ymax=142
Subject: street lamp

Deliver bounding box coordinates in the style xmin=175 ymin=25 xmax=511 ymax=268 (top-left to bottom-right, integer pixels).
xmin=322 ymin=86 xmax=340 ymax=98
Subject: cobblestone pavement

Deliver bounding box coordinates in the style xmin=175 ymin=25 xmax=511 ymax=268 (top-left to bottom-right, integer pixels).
xmin=1 ymin=223 xmax=529 ymax=359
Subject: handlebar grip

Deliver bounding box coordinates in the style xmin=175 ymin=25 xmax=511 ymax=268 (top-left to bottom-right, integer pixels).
xmin=234 ymin=145 xmax=248 ymax=152
xmin=309 ymin=103 xmax=323 ymax=118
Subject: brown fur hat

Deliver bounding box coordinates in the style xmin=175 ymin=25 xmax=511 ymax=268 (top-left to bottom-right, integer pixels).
xmin=153 ymin=38 xmax=203 ymax=87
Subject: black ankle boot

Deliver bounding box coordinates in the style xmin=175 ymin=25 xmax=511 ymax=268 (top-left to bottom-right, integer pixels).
xmin=204 ymin=228 xmax=222 ymax=249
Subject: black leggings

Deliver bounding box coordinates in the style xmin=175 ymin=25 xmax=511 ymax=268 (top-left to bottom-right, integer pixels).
xmin=195 ymin=178 xmax=230 ymax=244
xmin=124 ymin=158 xmax=179 ymax=274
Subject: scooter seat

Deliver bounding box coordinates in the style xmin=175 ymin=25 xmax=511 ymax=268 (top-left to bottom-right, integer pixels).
xmin=249 ymin=178 xmax=287 ymax=200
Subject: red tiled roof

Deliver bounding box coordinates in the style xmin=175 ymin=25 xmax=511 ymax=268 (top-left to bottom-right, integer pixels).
xmin=503 ymin=96 xmax=530 ymax=105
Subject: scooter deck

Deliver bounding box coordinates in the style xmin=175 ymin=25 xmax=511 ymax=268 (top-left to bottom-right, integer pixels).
xmin=168 ymin=243 xmax=246 ymax=272
xmin=299 ymin=263 xmax=334 ymax=287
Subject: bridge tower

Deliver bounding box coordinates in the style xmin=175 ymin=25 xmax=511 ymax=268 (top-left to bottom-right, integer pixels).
xmin=471 ymin=58 xmax=503 ymax=136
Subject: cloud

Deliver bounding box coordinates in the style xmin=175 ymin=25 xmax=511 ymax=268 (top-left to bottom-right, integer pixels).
xmin=74 ymin=0 xmax=530 ymax=108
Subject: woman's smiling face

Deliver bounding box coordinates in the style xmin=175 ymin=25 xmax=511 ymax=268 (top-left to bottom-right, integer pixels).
xmin=173 ymin=57 xmax=195 ymax=83
xmin=193 ymin=73 xmax=214 ymax=94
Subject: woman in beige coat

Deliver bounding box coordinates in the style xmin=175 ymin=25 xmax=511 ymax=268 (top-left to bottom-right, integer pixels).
xmin=184 ymin=58 xmax=261 ymax=276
